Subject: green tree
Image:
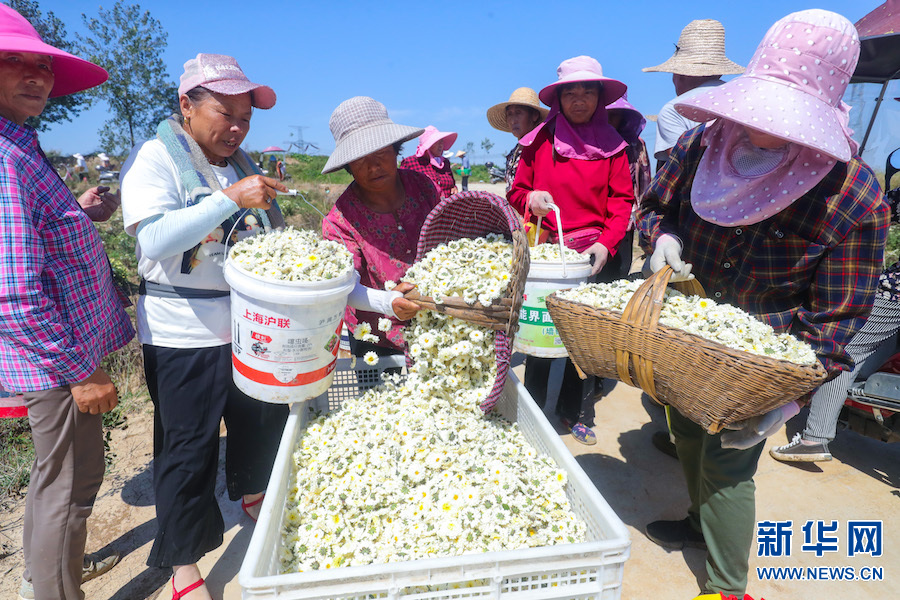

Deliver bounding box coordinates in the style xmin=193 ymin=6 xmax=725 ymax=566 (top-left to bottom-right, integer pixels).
xmin=7 ymin=0 xmax=87 ymax=131
xmin=76 ymin=1 xmax=175 ymax=154
xmin=480 ymin=137 xmax=494 ymax=157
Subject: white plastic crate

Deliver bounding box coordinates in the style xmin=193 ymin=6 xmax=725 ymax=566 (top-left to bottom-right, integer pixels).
xmin=240 ymin=355 xmax=630 ymax=600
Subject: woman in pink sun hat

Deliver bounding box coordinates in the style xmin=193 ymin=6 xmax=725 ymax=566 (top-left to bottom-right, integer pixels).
xmin=400 ymin=125 xmax=459 ymax=197
xmin=508 ymin=55 xmax=635 ymax=447
xmin=638 ymin=10 xmax=888 ymax=599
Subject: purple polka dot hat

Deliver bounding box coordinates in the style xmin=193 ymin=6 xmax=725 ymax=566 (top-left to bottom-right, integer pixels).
xmin=676 ymin=9 xmax=858 ymax=161
xmin=674 ymin=9 xmax=861 ymax=226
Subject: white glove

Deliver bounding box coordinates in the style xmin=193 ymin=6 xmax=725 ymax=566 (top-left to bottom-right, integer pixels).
xmin=648 ymin=233 xmax=693 ymax=281
xmin=720 ymin=401 xmax=801 ymax=450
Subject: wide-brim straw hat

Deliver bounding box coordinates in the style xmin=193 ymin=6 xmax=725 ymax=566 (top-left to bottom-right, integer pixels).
xmin=539 ymin=56 xmax=626 ymax=107
xmin=0 ymin=5 xmax=107 ymax=97
xmin=486 ymin=87 xmax=550 ymax=133
xmin=675 ymin=9 xmax=859 ymax=162
xmin=322 ymin=96 xmax=424 ymax=174
xmin=643 ymin=19 xmax=744 ymax=77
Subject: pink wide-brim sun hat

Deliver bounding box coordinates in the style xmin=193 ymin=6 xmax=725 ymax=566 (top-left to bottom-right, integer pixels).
xmin=178 ymin=53 xmax=276 ymax=110
xmin=674 ymin=9 xmax=860 ymax=162
xmin=0 ymin=4 xmax=107 ymax=97
xmin=539 ymin=55 xmax=626 ymax=108
xmin=415 ymin=126 xmax=458 ymax=158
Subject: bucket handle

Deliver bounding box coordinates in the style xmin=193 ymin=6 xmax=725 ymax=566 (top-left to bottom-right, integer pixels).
xmin=534 ymin=204 xmax=567 ymax=278
xmin=224 ymin=189 xmax=348 ymax=257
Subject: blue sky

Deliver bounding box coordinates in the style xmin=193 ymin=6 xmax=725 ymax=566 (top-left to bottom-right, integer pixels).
xmin=29 ymin=0 xmax=896 ymax=169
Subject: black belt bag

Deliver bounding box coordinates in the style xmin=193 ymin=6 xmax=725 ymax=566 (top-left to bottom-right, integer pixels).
xmin=139 ymin=279 xmax=230 ymax=299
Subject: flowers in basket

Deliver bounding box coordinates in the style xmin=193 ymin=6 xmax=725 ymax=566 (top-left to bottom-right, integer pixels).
xmin=557 ymin=279 xmax=817 ymax=366
xmin=229 ymin=227 xmax=353 ymax=282
xmin=280 ymin=236 xmax=586 ymax=573
xmin=529 ymin=243 xmax=588 ymax=263
xmin=402 ymin=234 xmax=513 ymax=306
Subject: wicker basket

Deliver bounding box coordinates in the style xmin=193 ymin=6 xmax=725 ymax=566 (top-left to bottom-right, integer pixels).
xmin=408 ymin=191 xmax=529 ymax=338
xmin=406 ymin=191 xmax=529 ymax=413
xmin=545 ymin=266 xmax=829 ymax=433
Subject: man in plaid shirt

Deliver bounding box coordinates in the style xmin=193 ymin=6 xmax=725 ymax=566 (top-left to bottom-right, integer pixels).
xmin=0 ymin=6 xmax=134 ymax=599
xmin=638 ymin=10 xmax=888 ymax=599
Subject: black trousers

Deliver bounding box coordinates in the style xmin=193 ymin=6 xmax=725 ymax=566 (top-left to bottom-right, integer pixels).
xmin=143 ymin=344 xmax=288 ymax=567
xmin=524 ymin=356 xmax=595 ymax=424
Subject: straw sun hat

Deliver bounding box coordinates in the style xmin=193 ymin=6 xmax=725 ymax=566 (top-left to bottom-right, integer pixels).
xmin=643 ymin=19 xmax=744 ymax=77
xmin=322 ymin=96 xmax=424 ymax=174
xmin=486 ymin=87 xmax=550 ymax=133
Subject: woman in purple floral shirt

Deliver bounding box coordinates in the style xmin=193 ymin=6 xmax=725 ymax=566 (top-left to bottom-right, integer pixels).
xmin=321 ymin=96 xmax=440 ymax=357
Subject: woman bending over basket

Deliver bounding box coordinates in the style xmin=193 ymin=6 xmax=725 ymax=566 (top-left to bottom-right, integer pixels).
xmin=321 ymin=96 xmax=439 ymax=360
xmin=638 ymin=10 xmax=887 ymax=599
xmin=121 ymin=58 xmax=418 ymax=600
xmin=508 ymin=55 xmax=636 ymax=445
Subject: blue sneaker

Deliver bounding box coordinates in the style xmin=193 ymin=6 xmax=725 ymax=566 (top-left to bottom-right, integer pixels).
xmin=561 ymin=417 xmax=597 ymax=445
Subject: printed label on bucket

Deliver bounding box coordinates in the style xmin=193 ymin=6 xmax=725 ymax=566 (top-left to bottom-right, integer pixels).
xmin=514 ymin=286 xmax=568 ymax=357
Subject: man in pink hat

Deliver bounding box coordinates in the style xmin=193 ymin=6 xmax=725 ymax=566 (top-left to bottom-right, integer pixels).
xmin=0 ymin=5 xmax=134 ymax=600
xmin=639 ymin=10 xmax=887 ymax=599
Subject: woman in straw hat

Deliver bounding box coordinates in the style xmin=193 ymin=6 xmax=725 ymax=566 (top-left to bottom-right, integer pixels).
xmin=400 ymin=125 xmax=459 ymax=198
xmin=638 ymin=10 xmax=887 ymax=598
xmin=321 ymin=96 xmax=438 ymax=359
xmin=508 ymin=55 xmax=635 ymax=446
xmin=486 ymin=87 xmax=549 ymax=192
xmin=643 ymin=19 xmax=744 ymax=166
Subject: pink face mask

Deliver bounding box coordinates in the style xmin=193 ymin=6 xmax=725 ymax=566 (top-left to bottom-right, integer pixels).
xmin=691 ymin=119 xmax=836 ymax=226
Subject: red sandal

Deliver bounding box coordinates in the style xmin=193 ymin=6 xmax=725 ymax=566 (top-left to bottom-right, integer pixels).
xmin=171 ymin=575 xmax=205 ymax=599
xmin=241 ymin=494 xmax=265 ymax=522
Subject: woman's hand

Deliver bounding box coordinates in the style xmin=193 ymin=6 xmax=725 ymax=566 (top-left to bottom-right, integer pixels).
xmin=584 ymin=242 xmax=610 ymax=276
xmin=223 ymin=175 xmax=288 ymax=210
xmin=392 ymin=281 xmax=420 ymax=321
xmin=527 ymin=191 xmax=554 ymax=217
xmin=77 ymin=186 xmax=120 ymax=222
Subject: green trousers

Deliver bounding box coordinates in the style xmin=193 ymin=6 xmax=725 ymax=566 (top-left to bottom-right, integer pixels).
xmin=669 ymin=408 xmax=765 ymax=596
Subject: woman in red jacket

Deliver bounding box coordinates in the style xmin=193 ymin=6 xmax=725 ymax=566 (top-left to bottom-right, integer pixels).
xmin=508 ymin=55 xmax=635 ymax=445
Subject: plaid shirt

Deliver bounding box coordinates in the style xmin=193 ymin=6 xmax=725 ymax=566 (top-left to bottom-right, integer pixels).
xmin=639 ymin=126 xmax=888 ymax=374
xmin=0 ymin=117 xmax=134 ymax=391
xmin=399 ymin=154 xmax=455 ymax=197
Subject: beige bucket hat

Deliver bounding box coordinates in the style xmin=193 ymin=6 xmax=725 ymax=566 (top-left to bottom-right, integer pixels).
xmin=486 ymin=87 xmax=550 ymax=133
xmin=643 ymin=19 xmax=745 ymax=76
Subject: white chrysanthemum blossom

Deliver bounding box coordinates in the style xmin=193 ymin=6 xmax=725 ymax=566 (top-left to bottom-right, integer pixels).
xmin=280 ymin=236 xmax=586 ymax=573
xmin=363 ymin=351 xmax=379 ymax=366
xmin=229 ymin=227 xmax=353 ymax=282
xmin=377 ymin=318 xmax=392 ymax=332
xmin=557 ymin=280 xmax=817 ymax=365
xmin=530 ymin=243 xmax=589 ymax=263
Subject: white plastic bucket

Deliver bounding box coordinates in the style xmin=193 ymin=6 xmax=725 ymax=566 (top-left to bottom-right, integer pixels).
xmin=515 ymin=205 xmax=591 ymax=358
xmin=223 ymin=260 xmax=356 ymax=403
xmin=514 ymin=260 xmax=591 ymax=357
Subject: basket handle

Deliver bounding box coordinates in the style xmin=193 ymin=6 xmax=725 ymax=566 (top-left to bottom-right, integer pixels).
xmin=615 ymin=266 xmax=706 ymax=399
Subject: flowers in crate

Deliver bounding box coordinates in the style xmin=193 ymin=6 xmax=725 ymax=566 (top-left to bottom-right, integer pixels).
xmin=229 ymin=227 xmax=353 ymax=282
xmin=279 ymin=235 xmax=586 ymax=573
xmin=402 ymin=234 xmax=513 ymax=306
xmin=557 ymin=280 xmax=817 ymax=365
xmin=279 ymin=376 xmax=585 ymax=573
xmin=530 ymin=243 xmax=589 ymax=263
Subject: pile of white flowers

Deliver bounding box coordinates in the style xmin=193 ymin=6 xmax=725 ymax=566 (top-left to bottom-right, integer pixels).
xmin=557 ymin=279 xmax=817 ymax=366
xmin=280 ymin=236 xmax=586 ymax=573
xmin=530 ymin=243 xmax=588 ymax=263
xmin=229 ymin=227 xmax=353 ymax=282
xmin=403 ymin=234 xmax=513 ymax=306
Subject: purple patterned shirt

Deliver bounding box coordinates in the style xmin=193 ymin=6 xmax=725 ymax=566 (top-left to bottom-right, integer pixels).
xmin=322 ymin=170 xmax=439 ymax=351
xmin=0 ymin=117 xmax=134 ymax=391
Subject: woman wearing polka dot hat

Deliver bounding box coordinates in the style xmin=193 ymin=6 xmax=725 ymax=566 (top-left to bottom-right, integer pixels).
xmin=638 ymin=9 xmax=888 ymax=599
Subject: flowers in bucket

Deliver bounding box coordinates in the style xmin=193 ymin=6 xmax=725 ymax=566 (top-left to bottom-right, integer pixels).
xmin=279 ymin=236 xmax=586 ymax=572
xmin=557 ymin=280 xmax=817 ymax=366
xmin=229 ymin=227 xmax=353 ymax=282
xmin=530 ymin=243 xmax=588 ymax=263
xmin=403 ymin=234 xmax=513 ymax=306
